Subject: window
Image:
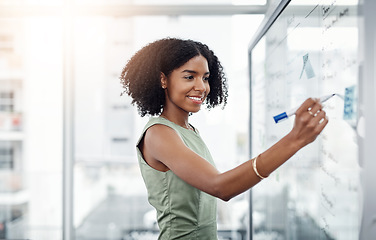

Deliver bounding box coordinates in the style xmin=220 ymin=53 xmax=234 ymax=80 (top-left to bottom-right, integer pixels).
xmin=1 ymin=2 xmax=264 ymax=239
xmin=73 ymin=14 xmax=262 ymax=240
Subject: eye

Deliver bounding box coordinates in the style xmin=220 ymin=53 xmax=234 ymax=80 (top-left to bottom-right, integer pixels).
xmin=184 ymin=75 xmax=194 ymax=80
xmin=203 ymin=76 xmax=210 ymax=81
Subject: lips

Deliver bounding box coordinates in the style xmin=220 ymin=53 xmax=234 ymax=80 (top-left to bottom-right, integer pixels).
xmin=188 ymin=96 xmax=204 ymax=104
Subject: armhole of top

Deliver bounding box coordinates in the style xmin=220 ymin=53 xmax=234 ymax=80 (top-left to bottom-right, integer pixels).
xmin=137 ymin=122 xmax=183 ymax=172
xmin=137 ymin=122 xmax=182 ymax=148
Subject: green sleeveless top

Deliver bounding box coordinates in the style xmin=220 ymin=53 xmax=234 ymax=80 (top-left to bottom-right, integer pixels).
xmin=136 ymin=117 xmax=218 ymax=240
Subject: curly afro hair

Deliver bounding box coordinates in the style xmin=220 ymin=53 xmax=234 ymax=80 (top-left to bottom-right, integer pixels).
xmin=120 ymin=37 xmax=228 ymax=117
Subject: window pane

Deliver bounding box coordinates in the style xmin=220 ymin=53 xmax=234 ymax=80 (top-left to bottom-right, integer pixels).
xmin=73 ymin=16 xmax=151 ymax=240
xmin=73 ymin=14 xmax=262 ymax=240
xmin=0 ymin=17 xmax=63 ymax=239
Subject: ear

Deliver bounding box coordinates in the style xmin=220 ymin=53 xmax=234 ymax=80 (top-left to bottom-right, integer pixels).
xmin=160 ymin=72 xmax=167 ymax=89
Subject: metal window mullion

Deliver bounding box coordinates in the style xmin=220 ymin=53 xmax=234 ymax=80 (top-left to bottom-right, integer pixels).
xmin=359 ymin=0 xmax=376 ymax=239
xmin=63 ymin=0 xmax=75 ymax=239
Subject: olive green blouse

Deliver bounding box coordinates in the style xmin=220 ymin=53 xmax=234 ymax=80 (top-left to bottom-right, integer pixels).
xmin=136 ymin=117 xmax=218 ymax=240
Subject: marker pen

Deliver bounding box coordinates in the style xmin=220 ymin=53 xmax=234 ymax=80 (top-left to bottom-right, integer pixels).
xmin=273 ymin=94 xmax=336 ymax=123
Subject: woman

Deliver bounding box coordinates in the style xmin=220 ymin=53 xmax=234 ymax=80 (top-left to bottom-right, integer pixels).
xmin=120 ymin=37 xmax=328 ymax=239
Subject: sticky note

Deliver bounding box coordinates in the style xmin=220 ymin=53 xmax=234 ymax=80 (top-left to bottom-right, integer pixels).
xmin=343 ymin=85 xmax=357 ymax=122
xmin=299 ymin=53 xmax=316 ymax=79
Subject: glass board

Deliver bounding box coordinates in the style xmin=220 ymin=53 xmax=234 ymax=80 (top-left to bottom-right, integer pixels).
xmin=249 ymin=1 xmax=361 ymax=239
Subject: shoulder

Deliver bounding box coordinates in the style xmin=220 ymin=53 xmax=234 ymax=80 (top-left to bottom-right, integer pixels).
xmin=144 ymin=123 xmax=182 ymax=146
xmin=141 ymin=117 xmax=192 ymax=153
xmin=138 ymin=117 xmax=182 ymax=147
xmin=143 ymin=117 xmax=183 ymax=137
xmin=142 ymin=120 xmax=190 ymax=167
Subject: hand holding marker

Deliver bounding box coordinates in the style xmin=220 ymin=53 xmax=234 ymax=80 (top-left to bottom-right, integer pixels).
xmin=273 ymin=94 xmax=336 ymax=123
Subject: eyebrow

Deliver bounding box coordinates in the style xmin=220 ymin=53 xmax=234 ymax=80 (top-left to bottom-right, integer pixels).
xmin=182 ymin=70 xmax=210 ymax=75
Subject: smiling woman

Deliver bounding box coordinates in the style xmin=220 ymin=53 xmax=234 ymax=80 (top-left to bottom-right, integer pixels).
xmin=120 ymin=38 xmax=229 ymax=239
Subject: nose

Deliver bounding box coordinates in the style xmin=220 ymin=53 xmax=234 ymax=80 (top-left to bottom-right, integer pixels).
xmin=194 ymin=78 xmax=207 ymax=92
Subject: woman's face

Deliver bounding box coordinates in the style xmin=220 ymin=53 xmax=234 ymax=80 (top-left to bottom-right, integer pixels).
xmin=162 ymin=55 xmax=210 ymax=115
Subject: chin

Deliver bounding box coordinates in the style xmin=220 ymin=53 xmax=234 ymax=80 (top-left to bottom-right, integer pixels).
xmin=188 ymin=108 xmax=201 ymax=114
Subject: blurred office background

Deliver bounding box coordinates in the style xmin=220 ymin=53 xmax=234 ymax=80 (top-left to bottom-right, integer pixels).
xmin=0 ymin=0 xmax=267 ymax=239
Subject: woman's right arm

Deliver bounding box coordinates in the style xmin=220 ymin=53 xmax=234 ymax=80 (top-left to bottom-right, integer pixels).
xmin=142 ymin=98 xmax=328 ymax=201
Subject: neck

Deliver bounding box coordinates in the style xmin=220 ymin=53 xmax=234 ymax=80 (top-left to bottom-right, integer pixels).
xmin=160 ymin=111 xmax=191 ymax=130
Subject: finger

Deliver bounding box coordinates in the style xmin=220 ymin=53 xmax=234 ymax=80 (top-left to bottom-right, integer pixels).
xmin=309 ymin=111 xmax=327 ymax=134
xmin=315 ymin=115 xmax=329 ymax=133
xmin=312 ymin=110 xmax=326 ymax=124
xmin=309 ymin=101 xmax=323 ymax=117
xmin=307 ymin=110 xmax=314 ymax=117
xmin=298 ymin=98 xmax=322 ymax=118
xmin=296 ymin=98 xmax=316 ymax=115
